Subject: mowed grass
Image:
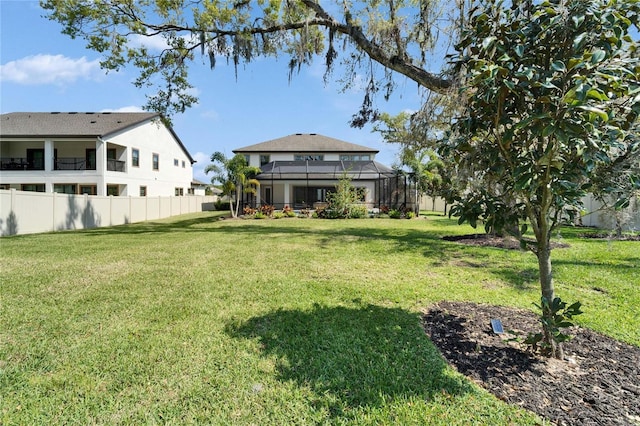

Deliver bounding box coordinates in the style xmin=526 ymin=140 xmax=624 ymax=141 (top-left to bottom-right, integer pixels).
xmin=1 ymin=212 xmax=638 ymax=425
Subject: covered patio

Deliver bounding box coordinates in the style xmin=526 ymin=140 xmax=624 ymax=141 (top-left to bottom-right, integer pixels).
xmin=239 ymin=160 xmax=418 ymax=212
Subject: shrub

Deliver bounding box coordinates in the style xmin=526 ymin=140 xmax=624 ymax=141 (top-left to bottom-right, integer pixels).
xmin=285 ymin=210 xmax=296 ymax=217
xmin=348 ymin=204 xmax=368 ymax=219
xmin=254 ymin=211 xmax=267 ymax=219
xmin=405 ymin=211 xmax=416 ymax=219
xmin=389 ymin=209 xmax=403 ymax=219
xmin=260 ymin=204 xmax=275 ymax=217
xmin=214 ymin=199 xmax=230 ymax=211
xmin=273 ymin=212 xmax=285 ymax=219
xmin=243 ymin=206 xmax=256 ymax=216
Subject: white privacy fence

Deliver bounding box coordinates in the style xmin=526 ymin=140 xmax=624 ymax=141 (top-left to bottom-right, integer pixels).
xmin=0 ymin=189 xmax=216 ymax=236
xmin=419 ymin=194 xmax=639 ymax=232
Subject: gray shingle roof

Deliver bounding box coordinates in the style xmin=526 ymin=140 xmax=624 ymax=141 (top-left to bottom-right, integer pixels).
xmin=0 ymin=112 xmax=194 ymax=163
xmin=0 ymin=112 xmax=159 ymax=137
xmin=233 ymin=133 xmax=379 ymax=153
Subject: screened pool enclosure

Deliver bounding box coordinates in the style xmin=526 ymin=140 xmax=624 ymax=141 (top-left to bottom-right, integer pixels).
xmin=237 ymin=160 xmax=419 ymax=213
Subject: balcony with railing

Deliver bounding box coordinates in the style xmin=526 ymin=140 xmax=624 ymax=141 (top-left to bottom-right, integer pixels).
xmin=0 ymin=157 xmax=44 ymax=171
xmin=53 ymin=157 xmax=125 ymax=172
xmin=107 ymin=159 xmax=126 ymax=172
xmin=54 ymin=158 xmax=96 ymax=170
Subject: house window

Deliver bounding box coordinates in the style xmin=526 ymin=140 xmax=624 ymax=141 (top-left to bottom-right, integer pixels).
xmin=294 ymin=154 xmax=324 ymax=161
xmin=107 ymin=185 xmax=119 ymax=196
xmin=188 ymin=188 xmax=195 ymax=195
xmin=243 ymin=154 xmax=250 ymax=164
xmin=182 ymin=160 xmax=186 ymax=168
xmin=140 ymin=186 xmax=147 ymax=197
xmin=174 ymin=158 xmax=179 ymax=167
xmin=0 ymin=184 xmax=10 ymax=190
xmin=54 ymin=184 xmax=77 ymax=194
xmin=260 ymin=154 xmax=270 ymax=166
xmin=21 ymin=184 xmax=45 ymax=192
xmin=132 ymin=149 xmax=140 ymax=167
xmin=340 ymin=154 xmax=371 ymax=161
xmin=80 ymin=185 xmax=97 ymax=195
xmin=175 ymin=187 xmax=184 ymax=196
xmin=152 ymin=153 xmax=159 ymax=171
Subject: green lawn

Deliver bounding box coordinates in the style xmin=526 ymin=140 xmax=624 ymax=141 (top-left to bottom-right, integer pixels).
xmin=1 ymin=212 xmax=638 ymax=424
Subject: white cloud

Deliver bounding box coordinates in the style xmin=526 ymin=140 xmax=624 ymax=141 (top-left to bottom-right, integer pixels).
xmin=0 ymin=54 xmax=102 ymax=85
xmin=129 ymin=33 xmax=198 ymax=52
xmin=129 ymin=34 xmax=172 ymax=51
xmin=200 ymin=110 xmax=220 ymax=121
xmin=192 ymin=151 xmax=212 ymax=182
xmin=100 ymin=105 xmax=145 ymax=113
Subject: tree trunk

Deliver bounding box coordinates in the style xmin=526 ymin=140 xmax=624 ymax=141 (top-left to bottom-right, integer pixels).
xmin=537 ymin=236 xmax=564 ymax=359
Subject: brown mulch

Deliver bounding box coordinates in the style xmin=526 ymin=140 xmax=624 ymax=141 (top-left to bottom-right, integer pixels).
xmin=442 ymin=233 xmax=570 ymax=250
xmin=423 ymin=301 xmax=640 ymax=426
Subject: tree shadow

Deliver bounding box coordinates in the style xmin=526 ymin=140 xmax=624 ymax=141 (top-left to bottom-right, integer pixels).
xmin=225 ymin=304 xmax=474 ymax=420
xmin=82 ymin=199 xmax=101 ymax=229
xmin=0 ymin=210 xmax=19 ymax=236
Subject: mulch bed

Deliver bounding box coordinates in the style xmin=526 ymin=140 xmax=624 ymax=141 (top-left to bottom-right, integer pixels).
xmin=441 ymin=233 xmax=570 ymax=250
xmin=423 ymin=301 xmax=640 ymax=425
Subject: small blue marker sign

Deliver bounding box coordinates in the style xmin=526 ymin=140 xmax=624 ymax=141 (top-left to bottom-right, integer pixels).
xmin=490 ymin=319 xmax=504 ymax=334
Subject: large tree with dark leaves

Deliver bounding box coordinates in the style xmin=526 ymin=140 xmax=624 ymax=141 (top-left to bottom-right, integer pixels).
xmin=444 ymin=0 xmax=639 ymax=358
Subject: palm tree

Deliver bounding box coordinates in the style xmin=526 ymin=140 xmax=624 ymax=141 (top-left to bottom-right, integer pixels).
xmin=205 ymin=152 xmax=261 ymax=218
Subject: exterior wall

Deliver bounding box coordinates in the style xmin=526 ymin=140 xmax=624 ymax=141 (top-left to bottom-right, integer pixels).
xmin=106 ymin=120 xmax=193 ymax=196
xmin=0 ymin=189 xmax=216 ymax=236
xmin=0 ymin=120 xmax=193 ymax=197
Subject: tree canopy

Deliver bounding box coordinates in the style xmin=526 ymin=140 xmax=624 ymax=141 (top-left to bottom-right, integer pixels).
xmin=445 ymin=0 xmax=639 ymax=358
xmin=41 ymin=0 xmax=462 ymax=123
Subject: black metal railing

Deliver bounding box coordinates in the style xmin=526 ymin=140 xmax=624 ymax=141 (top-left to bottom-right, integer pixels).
xmin=107 ymin=159 xmax=126 ymax=172
xmin=0 ymin=158 xmax=43 ymax=170
xmin=54 ymin=158 xmax=96 ymax=170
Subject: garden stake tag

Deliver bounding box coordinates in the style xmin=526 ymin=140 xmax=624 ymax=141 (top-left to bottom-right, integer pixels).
xmin=490 ymin=319 xmax=504 ymax=334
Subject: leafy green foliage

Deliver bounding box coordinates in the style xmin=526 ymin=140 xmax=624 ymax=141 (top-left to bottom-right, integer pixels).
xmin=524 ymin=297 xmax=583 ymax=356
xmin=323 ymin=172 xmax=367 ymax=219
xmin=205 ymin=152 xmax=260 ymax=218
xmin=41 ymin=0 xmax=455 ymax=120
xmin=446 ymin=0 xmax=639 ymax=358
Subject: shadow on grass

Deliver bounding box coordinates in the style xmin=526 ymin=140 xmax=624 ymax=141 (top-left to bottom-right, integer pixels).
xmin=226 ymin=303 xmax=474 ymax=419
xmin=77 ymin=214 xmax=544 ymax=292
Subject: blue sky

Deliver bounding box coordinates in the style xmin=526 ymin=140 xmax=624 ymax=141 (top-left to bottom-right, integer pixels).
xmin=0 ymin=1 xmax=425 ymax=182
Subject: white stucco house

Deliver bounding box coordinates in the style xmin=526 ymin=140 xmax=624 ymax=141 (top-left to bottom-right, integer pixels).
xmin=233 ymin=133 xmax=414 ymax=210
xmin=0 ymin=112 xmax=195 ymax=197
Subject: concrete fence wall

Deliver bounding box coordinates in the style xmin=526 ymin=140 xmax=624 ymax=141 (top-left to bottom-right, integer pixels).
xmin=0 ymin=189 xmax=216 ymax=236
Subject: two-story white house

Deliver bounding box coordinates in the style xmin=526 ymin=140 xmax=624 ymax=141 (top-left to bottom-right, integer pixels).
xmin=233 ymin=133 xmax=412 ymax=210
xmin=0 ymin=112 xmax=194 ymax=197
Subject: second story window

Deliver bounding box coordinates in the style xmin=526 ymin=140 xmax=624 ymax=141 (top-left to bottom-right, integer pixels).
xmin=340 ymin=154 xmax=371 ymax=161
xmin=132 ymin=149 xmax=140 ymax=167
xmin=294 ymin=154 xmax=324 ymax=161
xmin=152 ymin=153 xmax=159 ymax=171
xmin=260 ymin=155 xmax=270 ymax=166
xmin=174 ymin=158 xmax=179 ymax=166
